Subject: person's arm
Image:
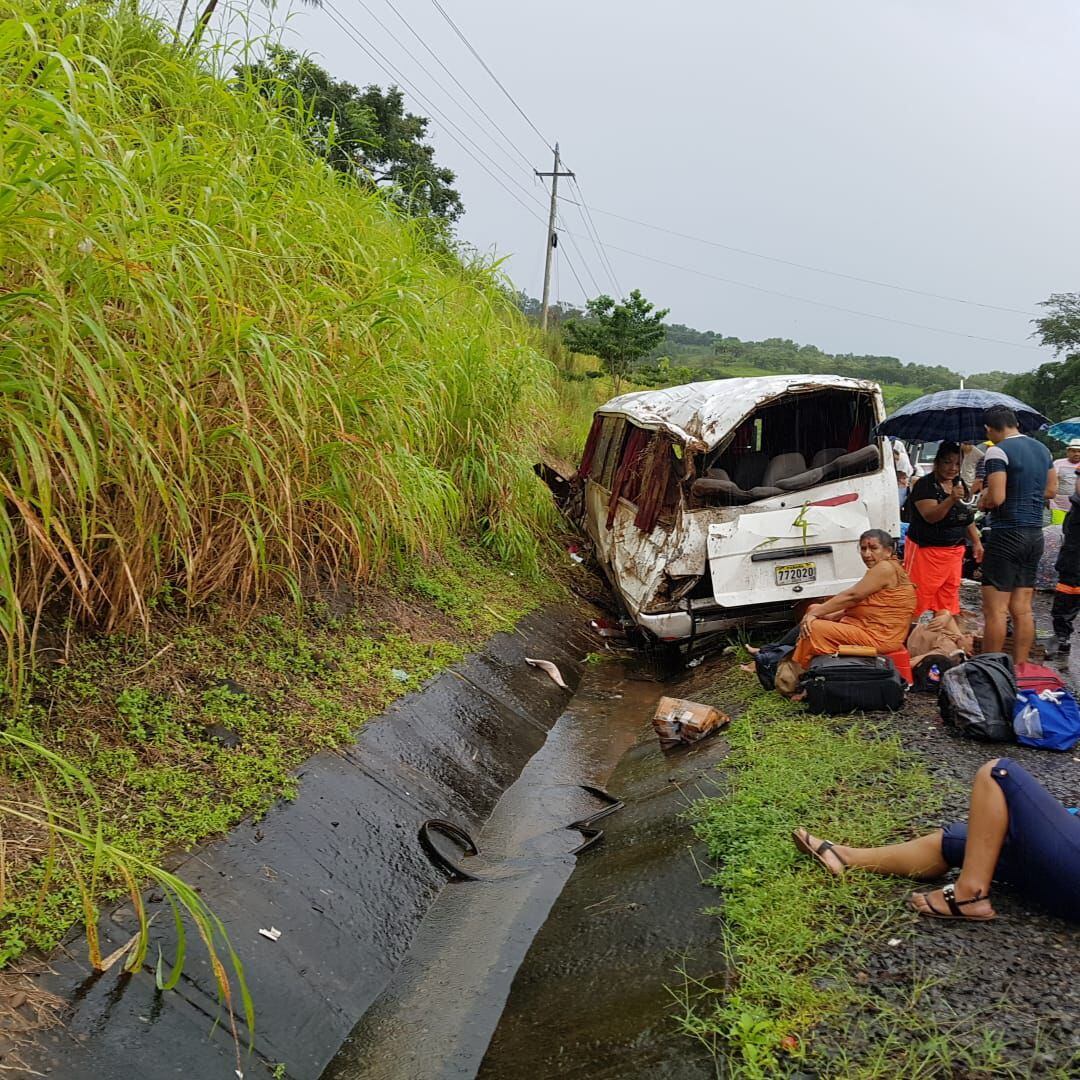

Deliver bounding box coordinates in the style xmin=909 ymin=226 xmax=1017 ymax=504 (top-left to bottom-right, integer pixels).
xmin=914 ymin=482 xmax=963 ymax=523
xmin=801 ymin=562 xmax=892 ymax=630
xmin=967 ymin=523 xmax=983 ymax=563
xmin=1045 ymin=465 xmax=1059 ymax=502
xmin=979 ymin=469 xmax=1007 ymax=509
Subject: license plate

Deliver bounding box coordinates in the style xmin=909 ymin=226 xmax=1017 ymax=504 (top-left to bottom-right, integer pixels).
xmin=775 ymin=562 xmax=816 ymax=586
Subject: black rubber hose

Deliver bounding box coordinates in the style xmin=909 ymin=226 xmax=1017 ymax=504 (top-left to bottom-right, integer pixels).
xmin=418 ymin=818 xmax=482 ymax=881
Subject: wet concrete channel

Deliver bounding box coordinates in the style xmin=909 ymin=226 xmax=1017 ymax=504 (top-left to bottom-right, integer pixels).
xmin=26 ymin=604 xmax=729 ymax=1080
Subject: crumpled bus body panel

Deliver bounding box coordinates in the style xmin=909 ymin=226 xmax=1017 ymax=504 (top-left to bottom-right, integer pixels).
xmin=578 ymin=375 xmax=900 ymax=643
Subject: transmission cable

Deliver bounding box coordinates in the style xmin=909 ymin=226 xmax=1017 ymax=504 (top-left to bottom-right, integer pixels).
xmin=428 ymin=0 xmax=552 ymax=151
xmin=557 ymin=229 xmax=1043 ymax=351
xmin=556 ymin=209 xmax=603 ymax=295
xmin=322 ymin=1 xmax=549 ymax=223
xmin=560 ymin=201 xmax=1037 ymax=317
xmin=379 ymin=0 xmax=539 ymax=174
xmin=567 ymin=176 xmax=621 ymax=296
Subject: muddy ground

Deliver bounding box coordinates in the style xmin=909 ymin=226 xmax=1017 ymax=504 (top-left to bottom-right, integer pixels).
xmin=809 ymin=585 xmax=1080 ymax=1075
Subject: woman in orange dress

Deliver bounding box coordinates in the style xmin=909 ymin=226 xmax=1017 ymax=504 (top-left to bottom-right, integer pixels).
xmin=791 ymin=529 xmax=917 ymax=668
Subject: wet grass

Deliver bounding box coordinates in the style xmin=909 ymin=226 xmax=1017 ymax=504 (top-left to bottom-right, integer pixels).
xmin=0 ymin=0 xmax=559 ymax=700
xmin=0 ymin=545 xmax=559 ymax=968
xmin=686 ymin=664 xmax=943 ymax=1076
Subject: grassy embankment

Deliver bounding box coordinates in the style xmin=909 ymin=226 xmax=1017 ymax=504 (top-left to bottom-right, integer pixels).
xmin=685 ymin=664 xmax=1020 ymax=1078
xmin=0 ymin=0 xmax=606 ymax=976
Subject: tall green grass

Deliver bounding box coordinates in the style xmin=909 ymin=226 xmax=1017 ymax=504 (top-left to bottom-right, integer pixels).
xmin=0 ymin=0 xmax=556 ymax=696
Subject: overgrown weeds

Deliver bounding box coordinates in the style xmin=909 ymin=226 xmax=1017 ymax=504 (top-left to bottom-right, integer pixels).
xmin=0 ymin=0 xmax=557 ymax=698
xmin=0 ymin=545 xmax=554 ymax=969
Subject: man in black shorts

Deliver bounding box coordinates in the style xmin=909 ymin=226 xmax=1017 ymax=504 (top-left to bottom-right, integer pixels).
xmin=978 ymin=405 xmax=1056 ymax=666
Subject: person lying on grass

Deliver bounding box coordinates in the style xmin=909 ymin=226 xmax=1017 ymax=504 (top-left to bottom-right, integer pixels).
xmin=793 ymin=758 xmax=1080 ymax=922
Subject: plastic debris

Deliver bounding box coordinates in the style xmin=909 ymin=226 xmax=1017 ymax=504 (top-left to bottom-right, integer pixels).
xmin=258 ymin=927 xmax=282 ymax=942
xmin=525 ymin=657 xmax=569 ymax=689
xmin=888 ymin=937 xmax=902 ymax=947
xmin=686 ymin=657 xmax=703 ymax=668
xmin=390 ymin=668 xmax=410 ymax=682
xmin=652 ymin=697 xmax=729 ymax=749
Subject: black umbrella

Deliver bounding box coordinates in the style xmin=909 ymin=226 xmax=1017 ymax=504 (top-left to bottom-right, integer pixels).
xmin=877 ymin=389 xmax=1048 ymax=444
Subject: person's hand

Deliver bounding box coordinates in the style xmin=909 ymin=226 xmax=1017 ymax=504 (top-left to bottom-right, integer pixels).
xmin=799 ymin=611 xmax=819 ymax=637
xmin=972 ymin=540 xmax=984 ymax=563
xmin=928 ymin=611 xmax=949 ymax=632
xmin=978 ymin=490 xmax=993 ymax=510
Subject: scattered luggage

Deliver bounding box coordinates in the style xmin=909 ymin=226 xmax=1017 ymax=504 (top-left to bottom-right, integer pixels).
xmin=798 ymin=655 xmax=905 ymax=715
xmin=652 ymin=696 xmax=729 ymax=748
xmin=938 ymin=652 xmax=1016 ymax=741
xmin=754 ymin=643 xmax=795 ymax=691
xmin=1013 ymin=664 xmax=1080 ymax=752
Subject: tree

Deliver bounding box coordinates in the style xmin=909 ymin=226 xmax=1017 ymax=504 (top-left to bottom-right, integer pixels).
xmin=563 ymin=290 xmax=669 ymax=391
xmin=1033 ymin=293 xmax=1080 ymax=359
xmin=235 ymin=47 xmax=463 ymax=222
xmin=1002 ymin=293 xmax=1080 ymax=420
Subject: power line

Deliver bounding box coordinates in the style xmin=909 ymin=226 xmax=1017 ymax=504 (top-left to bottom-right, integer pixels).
xmin=560 ymin=201 xmax=1038 ymax=317
xmin=567 ymin=175 xmax=621 ymax=296
xmin=558 ymin=230 xmax=1043 ymax=351
xmin=379 ymin=0 xmax=539 ymax=174
xmin=556 ymin=209 xmax=603 ymax=295
xmin=322 ymin=1 xmax=549 ymax=224
xmin=428 ymin=0 xmax=552 ymax=151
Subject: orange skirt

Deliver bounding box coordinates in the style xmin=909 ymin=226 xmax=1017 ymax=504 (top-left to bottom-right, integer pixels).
xmin=903 ymin=539 xmax=963 ymax=616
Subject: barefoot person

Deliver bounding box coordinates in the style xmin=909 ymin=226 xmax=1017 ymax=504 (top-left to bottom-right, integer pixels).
xmin=790 ymin=530 xmax=916 ymax=669
xmin=794 ymin=759 xmax=1080 ymax=921
xmin=978 ymin=405 xmax=1056 ymax=667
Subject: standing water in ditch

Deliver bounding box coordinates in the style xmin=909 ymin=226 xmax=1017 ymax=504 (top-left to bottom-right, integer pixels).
xmin=325 ymin=656 xmax=729 ymax=1080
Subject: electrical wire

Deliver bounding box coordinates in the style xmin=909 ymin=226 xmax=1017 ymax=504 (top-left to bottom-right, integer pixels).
xmin=560 ymin=201 xmax=1038 ymax=317
xmin=558 ymin=229 xmax=1043 ymax=350
xmin=556 ymin=210 xmax=603 ymax=295
xmin=379 ymin=0 xmax=539 ymax=174
xmin=428 ymin=0 xmax=552 ymax=151
xmin=349 ymin=0 xmax=536 ymax=181
xmin=321 ymin=1 xmax=549 ymax=224
xmin=567 ymin=176 xmax=621 ymax=296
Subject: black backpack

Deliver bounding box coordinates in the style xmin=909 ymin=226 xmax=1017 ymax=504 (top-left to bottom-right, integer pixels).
xmin=799 ymin=656 xmax=905 ymax=715
xmin=938 ymin=653 xmax=1016 ymax=742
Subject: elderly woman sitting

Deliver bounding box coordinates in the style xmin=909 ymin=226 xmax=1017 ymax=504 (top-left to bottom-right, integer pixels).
xmin=790 ymin=529 xmax=917 ymax=670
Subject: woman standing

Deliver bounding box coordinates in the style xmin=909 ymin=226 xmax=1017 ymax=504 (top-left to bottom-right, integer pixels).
xmin=904 ymin=442 xmax=983 ymax=622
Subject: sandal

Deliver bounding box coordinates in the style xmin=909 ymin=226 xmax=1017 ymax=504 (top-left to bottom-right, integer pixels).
xmin=792 ymin=827 xmax=846 ymax=877
xmin=910 ymin=882 xmax=996 ymax=921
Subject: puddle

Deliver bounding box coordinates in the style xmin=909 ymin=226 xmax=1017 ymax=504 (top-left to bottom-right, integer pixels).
xmin=326 ymin=659 xmax=728 ymax=1080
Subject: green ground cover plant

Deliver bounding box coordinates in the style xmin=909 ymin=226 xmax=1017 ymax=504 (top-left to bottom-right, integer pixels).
xmin=686 ymin=665 xmax=948 ymax=1077
xmin=0 ymin=0 xmax=557 ymax=700
xmin=1 ymin=545 xmax=557 ymax=968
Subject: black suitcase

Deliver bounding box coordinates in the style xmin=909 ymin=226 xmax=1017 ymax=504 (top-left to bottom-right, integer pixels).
xmin=799 ymin=655 xmax=905 ymax=715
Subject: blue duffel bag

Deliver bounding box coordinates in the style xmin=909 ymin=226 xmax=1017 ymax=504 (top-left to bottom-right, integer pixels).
xmin=1013 ymin=665 xmax=1080 ymax=752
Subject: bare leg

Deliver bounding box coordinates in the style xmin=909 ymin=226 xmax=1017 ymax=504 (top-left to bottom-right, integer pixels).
xmin=835 ymin=833 xmax=948 ymax=879
xmin=1008 ymin=588 xmax=1036 ymax=666
xmin=981 ymin=587 xmax=1009 ymax=654
xmin=797 ymin=830 xmax=947 ymax=879
xmin=911 ymin=759 xmax=1006 ymax=919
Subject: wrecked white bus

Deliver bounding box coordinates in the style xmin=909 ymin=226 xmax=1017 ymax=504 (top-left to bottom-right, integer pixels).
xmin=570 ymin=375 xmax=900 ymax=649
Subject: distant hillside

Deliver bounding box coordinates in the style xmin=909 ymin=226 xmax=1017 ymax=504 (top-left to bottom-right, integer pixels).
xmin=633 ymin=324 xmax=1011 ymax=410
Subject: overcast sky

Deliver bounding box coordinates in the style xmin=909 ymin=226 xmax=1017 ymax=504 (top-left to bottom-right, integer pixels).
xmin=249 ymin=0 xmax=1078 ymax=375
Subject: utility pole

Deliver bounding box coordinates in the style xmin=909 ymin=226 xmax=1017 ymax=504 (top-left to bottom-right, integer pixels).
xmin=535 ymin=143 xmax=574 ymax=332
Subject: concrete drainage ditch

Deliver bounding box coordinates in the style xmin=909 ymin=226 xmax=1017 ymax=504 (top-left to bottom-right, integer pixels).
xmin=25 ymin=605 xmax=728 ymax=1080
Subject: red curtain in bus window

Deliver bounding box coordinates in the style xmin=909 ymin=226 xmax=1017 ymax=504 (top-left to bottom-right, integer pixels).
xmin=606 ymin=426 xmax=651 ymax=528
xmin=633 ymin=436 xmax=677 ymax=533
xmin=579 ymin=415 xmax=603 ymax=478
